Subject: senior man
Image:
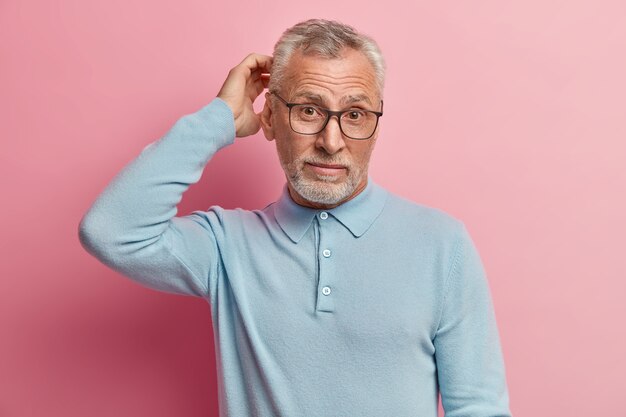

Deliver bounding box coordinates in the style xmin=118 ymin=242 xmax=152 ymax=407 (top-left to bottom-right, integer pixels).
xmin=79 ymin=19 xmax=512 ymax=417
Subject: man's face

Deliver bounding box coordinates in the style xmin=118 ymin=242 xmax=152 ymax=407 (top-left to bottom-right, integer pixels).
xmin=261 ymin=48 xmax=382 ymax=209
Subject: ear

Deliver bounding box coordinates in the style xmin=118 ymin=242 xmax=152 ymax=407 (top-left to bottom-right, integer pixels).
xmin=260 ymin=92 xmax=275 ymax=141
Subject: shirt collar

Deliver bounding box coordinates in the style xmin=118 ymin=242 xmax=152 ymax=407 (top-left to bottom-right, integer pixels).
xmin=273 ymin=178 xmax=388 ymax=243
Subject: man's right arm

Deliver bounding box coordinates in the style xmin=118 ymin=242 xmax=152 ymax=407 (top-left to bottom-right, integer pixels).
xmin=78 ymin=54 xmax=272 ymax=300
xmin=78 ymin=98 xmax=234 ymax=298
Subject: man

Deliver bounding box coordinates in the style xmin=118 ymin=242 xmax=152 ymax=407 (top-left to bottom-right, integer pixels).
xmin=79 ymin=19 xmax=512 ymax=417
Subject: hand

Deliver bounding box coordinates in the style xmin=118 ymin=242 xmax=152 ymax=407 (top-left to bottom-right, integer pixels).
xmin=217 ymin=53 xmax=273 ymax=138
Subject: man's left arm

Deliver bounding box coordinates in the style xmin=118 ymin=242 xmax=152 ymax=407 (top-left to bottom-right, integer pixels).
xmin=434 ymin=224 xmax=513 ymax=417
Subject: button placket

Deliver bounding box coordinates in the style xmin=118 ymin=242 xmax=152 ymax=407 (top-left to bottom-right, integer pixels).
xmin=315 ymin=216 xmax=335 ymax=313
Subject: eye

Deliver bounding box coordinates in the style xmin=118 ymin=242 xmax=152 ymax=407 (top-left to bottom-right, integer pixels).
xmin=345 ymin=109 xmax=365 ymax=121
xmin=294 ymin=105 xmax=324 ymax=120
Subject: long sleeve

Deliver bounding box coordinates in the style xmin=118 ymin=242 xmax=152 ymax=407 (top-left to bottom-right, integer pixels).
xmin=433 ymin=224 xmax=512 ymax=417
xmin=78 ymin=98 xmax=235 ymax=299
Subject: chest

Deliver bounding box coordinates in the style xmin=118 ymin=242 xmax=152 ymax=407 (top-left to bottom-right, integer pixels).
xmin=220 ymin=219 xmax=445 ymax=354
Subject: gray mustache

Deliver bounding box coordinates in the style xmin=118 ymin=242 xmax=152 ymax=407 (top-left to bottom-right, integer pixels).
xmin=302 ymin=155 xmax=350 ymax=167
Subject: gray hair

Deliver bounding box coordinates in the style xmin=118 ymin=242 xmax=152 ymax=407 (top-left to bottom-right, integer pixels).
xmin=268 ymin=19 xmax=385 ymax=98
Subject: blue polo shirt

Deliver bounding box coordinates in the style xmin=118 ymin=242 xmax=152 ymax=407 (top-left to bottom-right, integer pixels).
xmin=79 ymin=98 xmax=512 ymax=417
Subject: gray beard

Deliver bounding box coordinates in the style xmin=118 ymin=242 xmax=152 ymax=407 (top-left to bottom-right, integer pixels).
xmin=281 ymin=157 xmax=366 ymax=205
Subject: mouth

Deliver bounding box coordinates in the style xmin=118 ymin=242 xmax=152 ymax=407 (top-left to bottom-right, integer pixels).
xmin=305 ymin=162 xmax=347 ymax=176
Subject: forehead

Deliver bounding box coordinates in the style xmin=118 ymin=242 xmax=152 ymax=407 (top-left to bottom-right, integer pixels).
xmin=282 ymin=48 xmax=379 ymax=105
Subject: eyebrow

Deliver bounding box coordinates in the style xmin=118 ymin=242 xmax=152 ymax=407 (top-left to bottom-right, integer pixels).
xmin=291 ymin=92 xmax=323 ymax=102
xmin=341 ymin=94 xmax=372 ymax=106
xmin=291 ymin=92 xmax=373 ymax=107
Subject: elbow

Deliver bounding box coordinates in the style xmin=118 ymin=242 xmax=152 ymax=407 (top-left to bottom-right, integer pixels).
xmin=78 ymin=212 xmax=97 ymax=254
xmin=77 ymin=210 xmax=112 ymax=259
xmin=78 ymin=214 xmax=92 ymax=250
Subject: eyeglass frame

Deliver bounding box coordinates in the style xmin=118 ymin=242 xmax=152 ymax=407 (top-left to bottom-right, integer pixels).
xmin=270 ymin=92 xmax=384 ymax=140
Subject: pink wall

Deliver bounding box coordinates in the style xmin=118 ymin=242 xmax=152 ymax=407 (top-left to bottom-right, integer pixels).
xmin=1 ymin=1 xmax=624 ymax=416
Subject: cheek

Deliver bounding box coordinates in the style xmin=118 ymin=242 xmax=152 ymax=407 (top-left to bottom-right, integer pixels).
xmin=352 ymin=142 xmax=376 ymax=167
xmin=276 ymin=133 xmax=313 ymax=163
xmin=276 ymin=140 xmax=291 ymax=163
xmin=275 ymin=137 xmax=301 ymax=166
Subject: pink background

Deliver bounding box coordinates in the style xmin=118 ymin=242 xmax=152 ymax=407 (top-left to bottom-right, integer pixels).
xmin=1 ymin=1 xmax=625 ymax=416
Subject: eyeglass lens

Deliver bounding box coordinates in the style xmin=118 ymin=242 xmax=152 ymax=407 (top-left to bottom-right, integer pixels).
xmin=290 ymin=104 xmax=378 ymax=139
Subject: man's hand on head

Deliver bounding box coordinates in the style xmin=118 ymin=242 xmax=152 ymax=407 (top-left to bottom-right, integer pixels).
xmin=218 ymin=53 xmax=273 ymax=138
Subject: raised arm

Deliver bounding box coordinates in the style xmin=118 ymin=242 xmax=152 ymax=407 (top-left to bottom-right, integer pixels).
xmin=77 ymin=54 xmax=272 ymax=300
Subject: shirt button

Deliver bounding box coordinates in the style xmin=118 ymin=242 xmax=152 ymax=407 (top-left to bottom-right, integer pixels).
xmin=322 ymin=286 xmax=332 ymax=295
xmin=322 ymin=249 xmax=331 ymax=258
xmin=319 ymin=212 xmax=328 ymax=220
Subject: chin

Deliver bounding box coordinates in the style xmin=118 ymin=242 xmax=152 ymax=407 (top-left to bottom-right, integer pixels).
xmin=289 ymin=176 xmax=357 ymax=206
xmin=310 ymin=173 xmax=342 ymax=183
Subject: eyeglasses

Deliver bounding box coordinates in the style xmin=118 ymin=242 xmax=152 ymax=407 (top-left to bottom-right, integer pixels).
xmin=271 ymin=92 xmax=383 ymax=140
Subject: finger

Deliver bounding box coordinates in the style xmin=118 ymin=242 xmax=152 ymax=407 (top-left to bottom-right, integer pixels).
xmin=260 ymin=73 xmax=270 ymax=88
xmin=246 ymin=72 xmax=270 ymax=99
xmin=248 ymin=77 xmax=267 ymax=101
xmin=240 ymin=53 xmax=273 ymax=74
xmin=250 ymin=69 xmax=269 ymax=83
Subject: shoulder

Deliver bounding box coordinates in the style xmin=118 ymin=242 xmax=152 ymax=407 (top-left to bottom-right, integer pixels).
xmin=380 ymin=186 xmax=466 ymax=240
xmin=187 ymin=203 xmax=276 ymax=234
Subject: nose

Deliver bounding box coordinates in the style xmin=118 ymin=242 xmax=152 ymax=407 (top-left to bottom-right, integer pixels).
xmin=315 ymin=115 xmax=346 ymax=155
